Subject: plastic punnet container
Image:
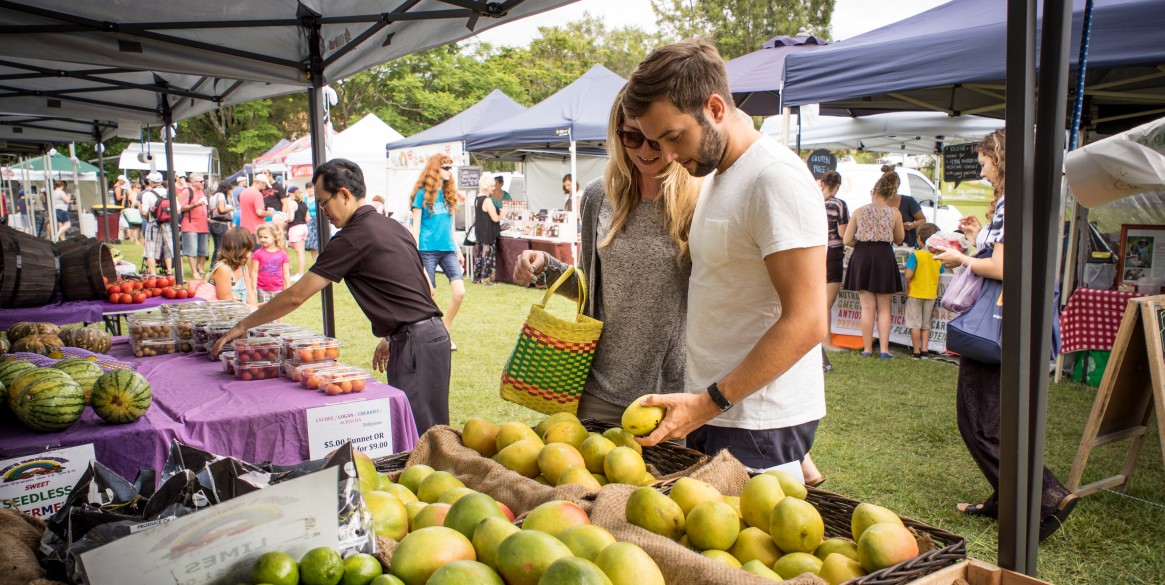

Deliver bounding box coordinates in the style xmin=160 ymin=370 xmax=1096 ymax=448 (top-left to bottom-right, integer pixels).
xmin=220 ymin=351 xmax=237 ymax=375
xmin=248 ymin=323 xmax=300 ymax=338
xmin=297 ymin=364 xmax=347 ymax=390
xmin=175 ymin=310 xmax=215 ymax=340
xmin=202 ymin=321 xmax=240 ymax=359
xmin=176 ymin=338 xmax=197 ymax=353
xmin=285 ymin=359 xmax=337 ymax=381
xmin=286 ymin=336 xmax=342 ymax=364
xmin=232 ymin=359 xmax=281 ymax=381
xmin=315 ymin=366 xmax=370 ymax=395
xmin=130 ymin=338 xmax=177 ymax=357
xmin=233 ymin=337 xmax=283 ymax=363
xmin=128 ymin=315 xmax=175 ymax=342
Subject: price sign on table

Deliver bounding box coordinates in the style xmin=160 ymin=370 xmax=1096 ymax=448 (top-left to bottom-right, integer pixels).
xmin=306 ymin=398 xmax=394 ymax=460
xmin=0 ymin=444 xmax=95 ymax=518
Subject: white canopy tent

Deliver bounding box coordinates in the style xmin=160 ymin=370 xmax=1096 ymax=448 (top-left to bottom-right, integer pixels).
xmin=285 ymin=113 xmax=404 ymax=214
xmin=119 ymin=142 xmax=219 ymax=176
xmin=761 ymin=111 xmax=1003 ymax=155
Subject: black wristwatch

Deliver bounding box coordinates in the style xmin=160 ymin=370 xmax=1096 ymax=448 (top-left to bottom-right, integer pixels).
xmin=707 ymin=382 xmax=733 ymax=412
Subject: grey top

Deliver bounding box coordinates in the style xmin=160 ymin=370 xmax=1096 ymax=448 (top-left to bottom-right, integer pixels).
xmin=544 ymin=179 xmax=690 ymax=407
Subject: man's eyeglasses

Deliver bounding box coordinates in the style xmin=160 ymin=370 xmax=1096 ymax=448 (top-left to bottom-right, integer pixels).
xmin=440 ymin=165 xmax=453 ymax=171
xmin=616 ymin=129 xmax=661 ymax=151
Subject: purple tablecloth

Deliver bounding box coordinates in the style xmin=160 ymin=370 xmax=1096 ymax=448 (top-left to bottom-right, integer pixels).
xmin=0 ymin=338 xmax=419 ymax=483
xmin=0 ymin=301 xmax=104 ymax=329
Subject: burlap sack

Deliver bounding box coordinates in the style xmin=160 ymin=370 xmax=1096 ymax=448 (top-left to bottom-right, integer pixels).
xmin=396 ymin=426 xmax=598 ymax=517
xmin=588 ymin=482 xmax=826 ymax=585
xmin=0 ymin=509 xmax=67 ymax=585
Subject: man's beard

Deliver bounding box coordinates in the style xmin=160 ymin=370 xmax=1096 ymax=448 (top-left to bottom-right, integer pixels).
xmin=691 ymin=113 xmax=728 ymax=177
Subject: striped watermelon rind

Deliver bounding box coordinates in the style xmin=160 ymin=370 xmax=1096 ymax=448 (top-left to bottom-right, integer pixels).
xmin=52 ymin=358 xmax=104 ymax=405
xmin=9 ymin=369 xmax=85 ymax=432
xmin=91 ymin=370 xmax=152 ymax=424
xmin=0 ymin=359 xmax=37 ymax=389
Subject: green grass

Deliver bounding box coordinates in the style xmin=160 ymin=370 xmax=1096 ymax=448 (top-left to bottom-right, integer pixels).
xmin=111 ymin=240 xmax=1165 ymax=584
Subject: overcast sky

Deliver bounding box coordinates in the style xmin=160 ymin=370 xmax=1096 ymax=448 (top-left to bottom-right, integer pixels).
xmin=474 ymin=0 xmax=950 ymax=47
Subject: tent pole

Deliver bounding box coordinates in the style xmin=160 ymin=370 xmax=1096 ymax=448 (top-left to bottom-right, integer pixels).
xmin=1059 ymin=0 xmax=1095 ymax=312
xmin=69 ymin=143 xmax=79 ymax=239
xmin=162 ymin=102 xmax=182 ymax=284
xmin=795 ymin=106 xmax=803 ymax=153
xmin=43 ymin=153 xmax=58 ymax=242
xmin=570 ymin=137 xmax=578 ymax=265
xmin=999 ymin=0 xmax=1038 ymax=571
xmin=95 ymin=124 xmax=110 ymax=243
xmin=20 ymin=161 xmax=30 ymax=234
xmin=306 ymin=14 xmax=336 ymax=337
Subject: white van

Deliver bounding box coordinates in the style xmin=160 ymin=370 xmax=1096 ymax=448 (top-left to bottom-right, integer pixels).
xmin=833 ymin=164 xmax=963 ymax=231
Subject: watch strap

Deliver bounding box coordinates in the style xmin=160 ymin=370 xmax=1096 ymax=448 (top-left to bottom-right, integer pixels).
xmin=707 ymin=382 xmax=733 ymax=412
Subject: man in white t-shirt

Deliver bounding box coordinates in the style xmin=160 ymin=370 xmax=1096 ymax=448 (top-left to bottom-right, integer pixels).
xmin=623 ymin=39 xmax=829 ymax=471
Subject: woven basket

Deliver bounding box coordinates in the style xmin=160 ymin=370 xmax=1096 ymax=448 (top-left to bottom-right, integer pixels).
xmin=656 ymin=476 xmax=966 ymax=585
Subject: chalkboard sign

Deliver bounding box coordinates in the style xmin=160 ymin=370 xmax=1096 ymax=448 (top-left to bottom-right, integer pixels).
xmin=458 ymin=166 xmax=483 ymax=190
xmin=942 ymin=143 xmax=981 ymax=185
xmin=806 ymin=149 xmax=837 ymax=178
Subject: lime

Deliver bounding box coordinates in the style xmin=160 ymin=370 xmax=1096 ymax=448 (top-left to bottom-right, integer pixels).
xmin=251 ymin=551 xmax=299 ymax=585
xmin=340 ymin=553 xmax=384 ymax=585
xmin=300 ymin=547 xmax=344 ymax=585
xmin=369 ymin=575 xmax=406 ymax=585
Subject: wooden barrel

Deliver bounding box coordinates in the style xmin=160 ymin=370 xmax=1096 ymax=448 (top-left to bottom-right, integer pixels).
xmin=0 ymin=225 xmax=59 ymax=308
xmin=58 ymin=239 xmax=115 ymax=301
xmin=54 ymin=235 xmax=93 ymax=256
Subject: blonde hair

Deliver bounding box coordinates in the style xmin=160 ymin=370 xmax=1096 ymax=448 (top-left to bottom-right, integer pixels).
xmin=978 ymin=128 xmax=1006 ymax=220
xmin=601 ymin=87 xmax=701 ymax=260
xmin=411 ymin=155 xmax=458 ymax=215
xmin=255 ymin=223 xmax=285 ymax=249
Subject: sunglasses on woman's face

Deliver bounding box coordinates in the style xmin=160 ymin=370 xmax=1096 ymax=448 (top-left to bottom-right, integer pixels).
xmin=440 ymin=165 xmax=453 ymax=171
xmin=616 ymin=129 xmax=661 ymax=151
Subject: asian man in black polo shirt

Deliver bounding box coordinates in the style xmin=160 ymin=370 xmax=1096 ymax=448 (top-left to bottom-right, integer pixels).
xmin=212 ymin=159 xmax=452 ymax=433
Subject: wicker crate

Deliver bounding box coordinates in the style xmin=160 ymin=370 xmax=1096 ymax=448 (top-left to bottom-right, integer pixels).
xmin=654 ymin=477 xmax=966 ymax=585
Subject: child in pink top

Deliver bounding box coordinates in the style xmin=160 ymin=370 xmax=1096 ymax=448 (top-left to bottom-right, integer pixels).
xmin=250 ymin=224 xmax=291 ymax=304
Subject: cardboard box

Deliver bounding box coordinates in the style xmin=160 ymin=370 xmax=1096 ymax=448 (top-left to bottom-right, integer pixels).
xmin=908 ymin=560 xmax=1055 ymax=585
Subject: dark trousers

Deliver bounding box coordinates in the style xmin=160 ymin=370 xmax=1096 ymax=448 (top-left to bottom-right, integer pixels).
xmin=689 ymin=419 xmax=819 ymax=470
xmin=388 ymin=317 xmax=452 ymax=435
xmin=956 ymin=356 xmax=1070 ymax=519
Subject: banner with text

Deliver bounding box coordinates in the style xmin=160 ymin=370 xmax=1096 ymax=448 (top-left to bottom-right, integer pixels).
xmin=307 ymin=398 xmax=394 ymax=460
xmin=0 ymin=444 xmax=95 ymax=518
xmin=830 ymin=273 xmax=954 ymax=352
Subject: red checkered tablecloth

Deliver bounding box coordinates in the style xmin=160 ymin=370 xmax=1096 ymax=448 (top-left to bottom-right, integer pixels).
xmin=1059 ymin=288 xmax=1146 ymax=354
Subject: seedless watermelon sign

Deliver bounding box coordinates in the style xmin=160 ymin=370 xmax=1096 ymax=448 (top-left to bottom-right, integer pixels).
xmin=0 ymin=444 xmax=95 ymax=517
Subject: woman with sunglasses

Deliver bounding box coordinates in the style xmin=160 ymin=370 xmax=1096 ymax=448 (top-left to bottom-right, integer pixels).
xmin=410 ymin=155 xmax=465 ymax=350
xmin=514 ymin=87 xmax=701 ymax=425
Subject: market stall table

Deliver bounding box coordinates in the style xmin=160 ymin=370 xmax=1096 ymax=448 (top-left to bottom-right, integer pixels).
xmin=99 ymin=295 xmax=203 ymax=335
xmin=0 ymin=300 xmax=104 ymax=329
xmin=0 ymin=338 xmax=420 ymax=483
xmin=1059 ymin=287 xmax=1146 ymax=353
xmin=495 ymin=236 xmax=575 ymax=286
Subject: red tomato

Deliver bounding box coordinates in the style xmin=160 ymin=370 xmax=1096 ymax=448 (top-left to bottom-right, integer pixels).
xmin=109 ymin=293 xmax=120 ymax=304
xmin=118 ymin=283 xmax=132 ymax=294
xmin=134 ymin=280 xmax=144 ymax=290
xmin=145 ymin=277 xmax=157 ymax=289
xmin=119 ymin=293 xmax=132 ymax=304
xmin=132 ymin=292 xmax=147 ymax=304
xmin=153 ymin=287 xmax=163 ymax=296
xmin=166 ymin=275 xmax=176 ymax=287
xmin=107 ymin=285 xmax=120 ymax=295
xmin=177 ymin=289 xmax=189 ymax=299
xmin=163 ymin=288 xmax=176 ymax=299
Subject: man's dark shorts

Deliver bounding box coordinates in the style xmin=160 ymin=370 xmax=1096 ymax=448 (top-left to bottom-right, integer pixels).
xmin=688 ymin=419 xmax=819 ymax=470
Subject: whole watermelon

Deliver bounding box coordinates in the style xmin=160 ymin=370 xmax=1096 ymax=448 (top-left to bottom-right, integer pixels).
xmin=9 ymin=369 xmax=85 ymax=432
xmin=91 ymin=370 xmax=152 ymax=424
xmin=0 ymin=359 xmax=38 ymax=390
xmin=53 ymin=358 xmax=105 ymax=405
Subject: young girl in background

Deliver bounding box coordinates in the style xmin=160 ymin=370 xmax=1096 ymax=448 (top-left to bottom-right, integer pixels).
xmin=843 ymin=170 xmax=905 ymax=358
xmin=199 ymin=227 xmax=255 ymax=303
xmin=250 ymin=223 xmax=291 ymax=304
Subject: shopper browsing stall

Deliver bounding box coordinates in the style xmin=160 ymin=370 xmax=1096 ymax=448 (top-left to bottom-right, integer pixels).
xmin=409 ymin=155 xmax=465 ymax=351
xmin=514 ymin=87 xmax=701 ymax=426
xmin=622 ymin=39 xmax=828 ymax=472
xmin=212 ymin=159 xmax=450 ymax=433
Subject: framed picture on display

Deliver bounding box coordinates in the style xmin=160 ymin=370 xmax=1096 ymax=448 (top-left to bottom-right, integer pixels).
xmin=1117 ymin=224 xmax=1165 ymax=288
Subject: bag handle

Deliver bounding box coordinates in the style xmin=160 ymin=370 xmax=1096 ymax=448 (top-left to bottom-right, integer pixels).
xmin=539 ymin=265 xmax=587 ymax=319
